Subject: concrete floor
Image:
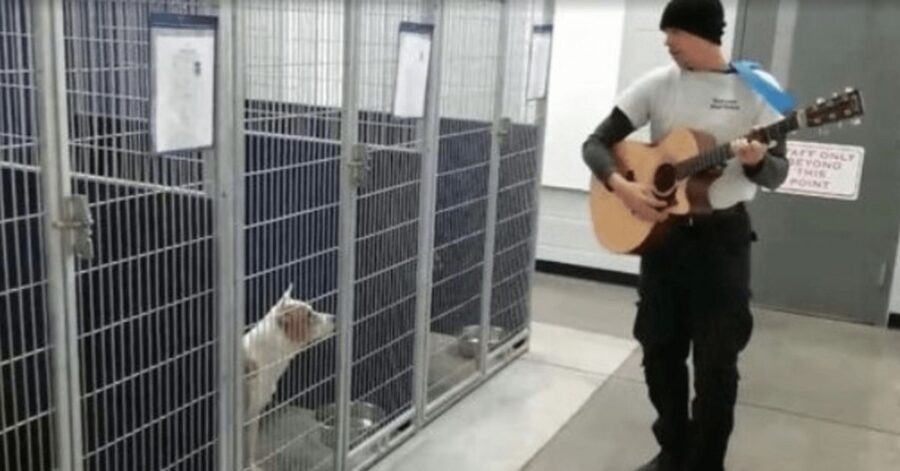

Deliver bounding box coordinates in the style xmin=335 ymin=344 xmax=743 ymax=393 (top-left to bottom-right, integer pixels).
xmin=525 ymin=272 xmax=900 ymax=471
xmin=370 ymin=323 xmax=635 ymax=471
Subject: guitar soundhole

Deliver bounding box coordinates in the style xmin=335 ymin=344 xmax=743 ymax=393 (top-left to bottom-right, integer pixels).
xmin=654 ymin=164 xmax=677 ymax=194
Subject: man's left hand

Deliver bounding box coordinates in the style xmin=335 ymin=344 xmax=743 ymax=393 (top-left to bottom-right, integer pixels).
xmin=731 ymin=138 xmax=768 ymax=166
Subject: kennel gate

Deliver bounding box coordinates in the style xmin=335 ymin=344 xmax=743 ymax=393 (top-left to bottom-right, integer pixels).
xmin=0 ymin=0 xmax=553 ymax=470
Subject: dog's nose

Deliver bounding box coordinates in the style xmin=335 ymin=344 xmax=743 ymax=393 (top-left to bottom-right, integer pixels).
xmin=317 ymin=313 xmax=336 ymax=332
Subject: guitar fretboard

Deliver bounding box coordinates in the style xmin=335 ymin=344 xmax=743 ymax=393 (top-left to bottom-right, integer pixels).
xmin=672 ymin=113 xmax=799 ymax=179
xmin=674 ymin=143 xmax=732 ymax=179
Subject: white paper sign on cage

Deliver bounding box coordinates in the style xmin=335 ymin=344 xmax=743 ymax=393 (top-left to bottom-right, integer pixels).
xmin=526 ymin=25 xmax=553 ymax=100
xmin=393 ymin=22 xmax=434 ymax=119
xmin=150 ymin=13 xmax=217 ymax=154
xmin=766 ymin=140 xmax=865 ymax=201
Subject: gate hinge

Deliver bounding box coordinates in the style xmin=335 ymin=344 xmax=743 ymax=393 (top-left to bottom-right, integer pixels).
xmin=348 ymin=143 xmax=371 ymax=187
xmin=496 ymin=116 xmax=512 ymax=145
xmin=52 ymin=195 xmax=94 ymax=260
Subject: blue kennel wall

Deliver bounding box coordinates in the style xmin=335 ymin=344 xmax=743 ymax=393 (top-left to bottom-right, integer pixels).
xmin=430 ymin=119 xmax=492 ymax=338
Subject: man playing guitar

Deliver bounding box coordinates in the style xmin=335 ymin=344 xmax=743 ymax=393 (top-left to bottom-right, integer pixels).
xmin=582 ymin=1 xmax=790 ymax=470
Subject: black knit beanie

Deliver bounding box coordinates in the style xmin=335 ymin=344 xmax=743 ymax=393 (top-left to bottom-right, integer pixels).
xmin=659 ymin=0 xmax=726 ymax=45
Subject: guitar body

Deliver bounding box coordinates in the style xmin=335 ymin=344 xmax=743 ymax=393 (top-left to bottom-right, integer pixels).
xmin=589 ymin=128 xmax=719 ymax=254
xmin=587 ymin=89 xmax=866 ymax=254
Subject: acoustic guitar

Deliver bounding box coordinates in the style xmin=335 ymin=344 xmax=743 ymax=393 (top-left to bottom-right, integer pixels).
xmin=589 ymin=88 xmax=865 ymax=254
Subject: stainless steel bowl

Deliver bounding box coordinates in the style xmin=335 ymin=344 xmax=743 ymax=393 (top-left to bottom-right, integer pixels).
xmin=456 ymin=325 xmax=505 ymax=359
xmin=315 ymin=401 xmax=385 ymax=449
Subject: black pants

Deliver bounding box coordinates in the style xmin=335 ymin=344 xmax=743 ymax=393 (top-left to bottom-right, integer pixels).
xmin=634 ymin=205 xmax=755 ymax=471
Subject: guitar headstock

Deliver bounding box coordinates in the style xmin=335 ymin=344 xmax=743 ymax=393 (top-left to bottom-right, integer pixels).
xmin=800 ymin=88 xmax=865 ymax=130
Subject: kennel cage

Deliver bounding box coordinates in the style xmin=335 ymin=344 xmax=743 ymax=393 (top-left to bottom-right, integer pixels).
xmin=0 ymin=0 xmax=553 ymax=470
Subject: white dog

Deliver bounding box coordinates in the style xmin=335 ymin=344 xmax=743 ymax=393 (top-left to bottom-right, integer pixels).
xmin=242 ymin=286 xmax=335 ymax=471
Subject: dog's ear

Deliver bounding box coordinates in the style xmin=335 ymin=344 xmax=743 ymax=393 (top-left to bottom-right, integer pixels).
xmin=278 ymin=283 xmax=294 ymax=306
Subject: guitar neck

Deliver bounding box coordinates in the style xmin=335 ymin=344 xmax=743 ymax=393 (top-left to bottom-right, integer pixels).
xmin=674 ymin=112 xmax=800 ymax=179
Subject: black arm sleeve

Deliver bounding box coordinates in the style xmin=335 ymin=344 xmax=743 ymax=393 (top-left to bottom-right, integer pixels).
xmin=742 ymin=137 xmax=789 ymax=189
xmin=582 ymin=107 xmax=636 ymax=185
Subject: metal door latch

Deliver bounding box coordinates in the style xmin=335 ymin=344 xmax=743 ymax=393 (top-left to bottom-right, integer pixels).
xmin=496 ymin=117 xmax=512 ymax=146
xmin=348 ymin=143 xmax=371 ymax=187
xmin=52 ymin=195 xmax=94 ymax=259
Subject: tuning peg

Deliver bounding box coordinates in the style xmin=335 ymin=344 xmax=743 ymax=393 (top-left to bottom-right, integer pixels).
xmin=845 ymin=87 xmax=854 ymax=93
xmin=816 ymin=97 xmax=826 ymax=105
xmin=852 ymin=117 xmax=862 ymax=126
xmin=832 ymin=92 xmax=840 ymax=98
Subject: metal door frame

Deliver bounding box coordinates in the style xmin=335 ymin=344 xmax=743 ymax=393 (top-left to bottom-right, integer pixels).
xmin=32 ymin=1 xmax=85 ymax=469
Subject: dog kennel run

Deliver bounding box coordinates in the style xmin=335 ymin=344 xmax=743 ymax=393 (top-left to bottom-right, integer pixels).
xmin=0 ymin=0 xmax=553 ymax=469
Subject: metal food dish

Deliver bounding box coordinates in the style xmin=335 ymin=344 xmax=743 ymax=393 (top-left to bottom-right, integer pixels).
xmin=456 ymin=325 xmax=505 ymax=359
xmin=315 ymin=401 xmax=385 ymax=449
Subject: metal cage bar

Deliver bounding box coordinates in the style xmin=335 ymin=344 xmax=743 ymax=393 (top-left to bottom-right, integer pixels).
xmin=411 ymin=0 xmax=443 ymax=429
xmin=479 ymin=0 xmax=513 ymax=374
xmin=337 ymin=0 xmax=360 ymax=467
xmin=521 ymin=0 xmax=554 ymax=348
xmin=215 ymin=0 xmax=243 ymax=470
xmin=15 ymin=1 xmax=79 ymax=470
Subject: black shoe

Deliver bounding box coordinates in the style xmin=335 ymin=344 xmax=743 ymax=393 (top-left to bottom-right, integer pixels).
xmin=635 ymin=452 xmax=683 ymax=471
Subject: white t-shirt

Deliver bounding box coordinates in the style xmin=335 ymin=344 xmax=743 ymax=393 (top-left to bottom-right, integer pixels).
xmin=615 ymin=63 xmax=784 ymax=209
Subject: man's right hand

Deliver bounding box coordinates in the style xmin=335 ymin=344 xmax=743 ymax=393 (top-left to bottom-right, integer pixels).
xmin=608 ymin=173 xmax=667 ymax=222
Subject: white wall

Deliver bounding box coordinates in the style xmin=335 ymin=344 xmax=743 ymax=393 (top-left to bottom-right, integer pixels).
xmin=541 ymin=0 xmax=625 ymax=191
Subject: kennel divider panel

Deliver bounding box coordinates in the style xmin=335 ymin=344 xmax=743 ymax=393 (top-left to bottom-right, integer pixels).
xmin=62 ymin=1 xmax=221 ymax=469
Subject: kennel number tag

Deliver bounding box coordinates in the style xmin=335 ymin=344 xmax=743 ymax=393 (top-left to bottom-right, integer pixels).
xmin=526 ymin=25 xmax=553 ymax=100
xmin=150 ymin=14 xmax=217 ymax=154
xmin=393 ymin=23 xmax=434 ymax=119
